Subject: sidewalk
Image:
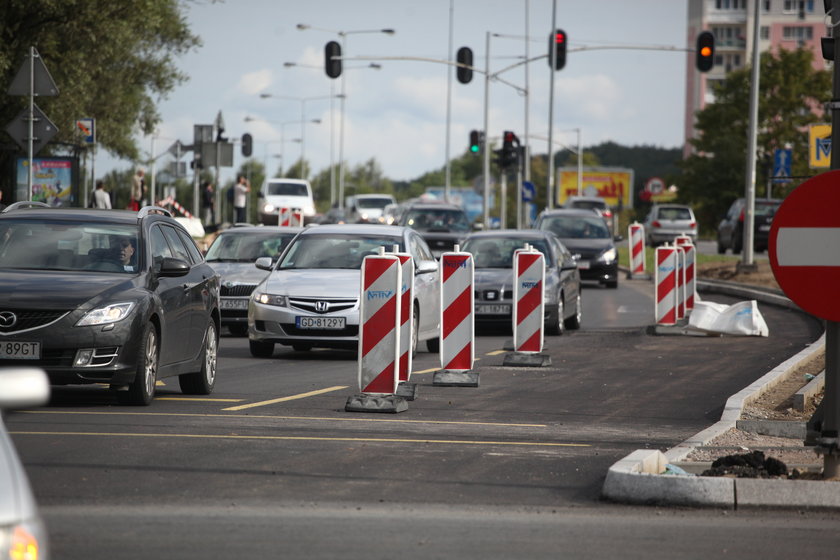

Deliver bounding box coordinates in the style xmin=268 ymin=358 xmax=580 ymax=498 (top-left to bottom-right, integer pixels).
xmin=602 ymin=278 xmax=840 ymax=510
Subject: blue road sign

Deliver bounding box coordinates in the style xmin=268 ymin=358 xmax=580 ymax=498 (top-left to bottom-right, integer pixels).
xmin=773 ymin=148 xmax=792 ymax=183
xmin=521 ymin=181 xmax=535 ymax=202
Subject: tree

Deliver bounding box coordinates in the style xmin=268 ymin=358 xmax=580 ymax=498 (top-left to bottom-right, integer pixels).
xmin=0 ymin=0 xmax=200 ymax=191
xmin=679 ymin=47 xmax=831 ymax=233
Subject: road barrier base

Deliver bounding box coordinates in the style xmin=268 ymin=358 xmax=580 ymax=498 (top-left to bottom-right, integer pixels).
xmin=344 ymin=393 xmax=408 ymax=413
xmin=502 ymin=352 xmax=552 ymax=367
xmin=433 ymin=370 xmax=480 ymax=387
xmin=396 ymin=382 xmax=419 ymax=401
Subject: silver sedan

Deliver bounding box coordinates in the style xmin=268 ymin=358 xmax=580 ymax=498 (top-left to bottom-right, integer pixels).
xmin=248 ymin=224 xmax=440 ymax=355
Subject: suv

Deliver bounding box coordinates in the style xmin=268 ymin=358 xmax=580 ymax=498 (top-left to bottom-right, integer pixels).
xmin=717 ymin=198 xmax=782 ymax=254
xmin=642 ymin=204 xmax=697 ymax=246
xmin=563 ymin=196 xmax=615 ymax=234
xmin=346 ymin=194 xmax=396 ymax=224
xmin=0 ymin=203 xmax=220 ymax=405
xmin=396 ymin=201 xmax=472 ymax=257
xmin=258 ymin=178 xmax=316 ymax=226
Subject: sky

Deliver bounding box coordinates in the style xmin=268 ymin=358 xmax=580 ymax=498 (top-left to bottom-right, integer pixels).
xmin=100 ymin=0 xmax=689 ymax=193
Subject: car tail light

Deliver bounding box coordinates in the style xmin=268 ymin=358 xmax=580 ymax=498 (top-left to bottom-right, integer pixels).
xmin=652 ymin=220 xmax=661 ymax=228
xmin=602 ymin=210 xmax=612 ymax=218
xmin=738 ymin=209 xmax=745 ymax=222
xmin=690 ymin=222 xmax=696 ymax=228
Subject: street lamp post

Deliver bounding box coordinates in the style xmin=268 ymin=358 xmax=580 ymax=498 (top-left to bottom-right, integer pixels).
xmin=296 ymin=24 xmax=394 ymax=210
xmin=259 ymin=94 xmax=331 ymax=180
xmin=246 ymin=113 xmax=321 ymax=179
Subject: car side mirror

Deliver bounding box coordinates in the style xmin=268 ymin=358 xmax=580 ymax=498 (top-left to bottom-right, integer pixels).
xmin=158 ymin=257 xmax=190 ymax=277
xmin=255 ymin=257 xmax=273 ymax=271
xmin=614 ymin=235 xmax=624 ymax=242
xmin=416 ymin=260 xmax=439 ymax=275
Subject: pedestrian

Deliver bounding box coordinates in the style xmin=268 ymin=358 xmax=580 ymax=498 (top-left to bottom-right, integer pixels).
xmin=130 ymin=168 xmax=146 ymax=211
xmin=234 ymin=175 xmax=250 ymax=223
xmin=202 ymin=181 xmax=215 ymax=226
xmin=94 ymin=180 xmax=112 ymax=209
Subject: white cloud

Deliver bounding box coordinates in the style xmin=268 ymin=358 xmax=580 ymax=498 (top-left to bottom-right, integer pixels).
xmin=236 ymin=69 xmax=275 ymax=96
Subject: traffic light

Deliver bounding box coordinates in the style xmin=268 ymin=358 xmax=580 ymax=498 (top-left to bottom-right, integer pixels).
xmin=325 ymin=41 xmax=342 ymax=79
xmin=241 ymin=133 xmax=253 ymax=157
xmin=696 ymin=31 xmax=715 ymax=72
xmin=469 ymin=130 xmax=481 ymax=154
xmin=499 ymin=130 xmax=520 ymax=169
xmin=549 ymin=29 xmax=567 ymax=71
xmin=456 ymin=46 xmax=473 ymax=84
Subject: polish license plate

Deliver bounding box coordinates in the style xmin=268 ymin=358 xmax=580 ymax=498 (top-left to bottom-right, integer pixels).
xmin=759 ymin=225 xmax=771 ymax=232
xmin=0 ymin=341 xmax=41 ymax=360
xmin=475 ymin=304 xmax=511 ymax=315
xmin=220 ymin=298 xmax=249 ymax=310
xmin=576 ymin=260 xmax=590 ymax=270
xmin=296 ymin=316 xmax=346 ymax=329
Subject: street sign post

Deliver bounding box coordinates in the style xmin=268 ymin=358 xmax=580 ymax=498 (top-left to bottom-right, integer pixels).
xmin=769 ymin=168 xmax=840 ymax=477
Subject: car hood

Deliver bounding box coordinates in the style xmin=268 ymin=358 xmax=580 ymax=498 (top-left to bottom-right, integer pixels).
xmin=263 ymin=195 xmax=310 ymax=209
xmin=474 ymin=268 xmax=513 ymax=289
xmin=262 ymin=269 xmax=361 ymax=298
xmin=208 ymin=262 xmax=269 ymax=286
xmin=0 ymin=270 xmax=142 ymax=309
xmin=557 ymin=237 xmax=613 ymax=257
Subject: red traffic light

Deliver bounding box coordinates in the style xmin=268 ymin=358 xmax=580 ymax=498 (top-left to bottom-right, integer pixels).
xmin=555 ymin=31 xmax=565 ymax=44
xmin=549 ymin=28 xmax=567 ymax=71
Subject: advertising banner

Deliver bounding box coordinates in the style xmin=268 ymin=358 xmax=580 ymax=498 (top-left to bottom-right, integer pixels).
xmin=557 ymin=167 xmax=633 ymax=209
xmin=16 ymin=157 xmax=76 ymax=206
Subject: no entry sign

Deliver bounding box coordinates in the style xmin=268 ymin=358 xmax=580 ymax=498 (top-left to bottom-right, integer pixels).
xmin=769 ymin=169 xmax=840 ymax=321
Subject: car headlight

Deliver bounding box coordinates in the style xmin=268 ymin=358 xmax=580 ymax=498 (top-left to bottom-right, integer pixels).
xmin=254 ymin=293 xmax=287 ymax=307
xmin=262 ymin=203 xmax=276 ymax=213
xmin=598 ymin=248 xmax=617 ymax=264
xmin=0 ymin=520 xmax=48 ymax=560
xmin=303 ymin=204 xmax=316 ymax=216
xmin=76 ymin=302 xmax=135 ymax=327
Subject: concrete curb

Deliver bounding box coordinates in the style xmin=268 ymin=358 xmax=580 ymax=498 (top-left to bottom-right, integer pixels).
xmin=602 ymin=279 xmax=835 ymax=510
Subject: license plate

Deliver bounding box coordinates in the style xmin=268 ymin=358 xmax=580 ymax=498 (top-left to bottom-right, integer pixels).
xmin=220 ymin=298 xmax=249 ymax=310
xmin=296 ymin=316 xmax=346 ymax=329
xmin=0 ymin=341 xmax=41 ymax=360
xmin=475 ymin=304 xmax=511 ymax=315
xmin=759 ymin=225 xmax=771 ymax=232
xmin=577 ymin=260 xmax=590 ymax=270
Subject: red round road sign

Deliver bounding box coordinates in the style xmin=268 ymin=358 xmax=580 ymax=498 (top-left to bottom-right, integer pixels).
xmin=769 ymin=169 xmax=840 ymax=321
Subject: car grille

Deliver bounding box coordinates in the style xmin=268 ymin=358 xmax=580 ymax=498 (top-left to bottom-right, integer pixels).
xmin=221 ymin=284 xmax=257 ymax=297
xmin=475 ymin=289 xmax=513 ymax=301
xmin=289 ymin=297 xmax=357 ymax=314
xmin=281 ymin=323 xmax=359 ymax=337
xmin=0 ymin=309 xmax=69 ymax=334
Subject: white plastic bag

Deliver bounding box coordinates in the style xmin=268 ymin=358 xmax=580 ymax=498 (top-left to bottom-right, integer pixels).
xmin=687 ymin=300 xmax=768 ymax=337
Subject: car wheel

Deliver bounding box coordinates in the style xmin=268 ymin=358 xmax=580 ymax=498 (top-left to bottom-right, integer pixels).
xmin=292 ymin=343 xmax=312 ymax=352
xmin=605 ymin=280 xmax=618 ymax=289
xmin=717 ymin=239 xmax=726 ymax=254
xmin=426 ymin=335 xmax=440 ymax=353
xmin=546 ymin=295 xmax=565 ymax=336
xmin=565 ymin=292 xmax=582 ymax=330
xmin=119 ymin=322 xmax=158 ymax=406
xmin=179 ymin=321 xmax=218 ymax=395
xmin=249 ymin=339 xmax=274 ymax=358
xmin=228 ymin=323 xmax=248 ymax=337
xmin=732 ymin=233 xmax=742 ymax=254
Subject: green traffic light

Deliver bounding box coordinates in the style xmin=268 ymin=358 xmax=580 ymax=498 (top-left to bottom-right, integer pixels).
xmin=470 ymin=145 xmax=479 ymax=153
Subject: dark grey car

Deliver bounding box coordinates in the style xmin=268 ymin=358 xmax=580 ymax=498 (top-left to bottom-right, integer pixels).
xmin=461 ymin=230 xmax=582 ymax=334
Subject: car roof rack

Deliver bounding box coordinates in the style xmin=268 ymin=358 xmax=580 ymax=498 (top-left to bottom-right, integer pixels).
xmin=1 ymin=201 xmax=51 ymax=213
xmin=138 ymin=206 xmax=172 ymax=219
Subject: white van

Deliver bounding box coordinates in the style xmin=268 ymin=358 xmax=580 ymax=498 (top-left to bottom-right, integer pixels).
xmin=258 ymin=178 xmax=316 ymax=225
xmin=347 ymin=193 xmax=396 ymax=224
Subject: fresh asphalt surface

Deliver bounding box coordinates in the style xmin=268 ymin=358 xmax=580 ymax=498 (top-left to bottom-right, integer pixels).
xmin=8 ymin=276 xmax=840 ymax=559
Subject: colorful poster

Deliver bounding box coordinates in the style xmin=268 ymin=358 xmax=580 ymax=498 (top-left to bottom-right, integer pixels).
xmin=15 ymin=158 xmax=76 ymax=206
xmin=557 ymin=168 xmax=633 ymax=209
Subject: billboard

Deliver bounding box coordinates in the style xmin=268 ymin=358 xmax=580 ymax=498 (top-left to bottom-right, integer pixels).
xmin=557 ymin=167 xmax=633 ymax=209
xmin=15 ymin=157 xmax=78 ymax=206
xmin=809 ymin=123 xmax=831 ymax=169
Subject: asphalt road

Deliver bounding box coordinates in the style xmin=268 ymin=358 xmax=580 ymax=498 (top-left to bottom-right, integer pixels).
xmin=8 ymin=278 xmax=838 ymax=559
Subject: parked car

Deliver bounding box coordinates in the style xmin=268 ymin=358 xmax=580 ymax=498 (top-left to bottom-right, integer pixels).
xmin=0 ymin=203 xmax=220 ymax=405
xmin=461 ymin=230 xmax=582 ymax=334
xmin=563 ymin=195 xmax=615 ymax=234
xmin=396 ymin=201 xmax=472 ymax=257
xmin=717 ymin=198 xmax=782 ymax=254
xmin=205 ymin=225 xmax=302 ymax=336
xmin=257 ymin=178 xmax=316 ymax=226
xmin=0 ymin=367 xmax=50 ymax=560
xmin=346 ymin=193 xmax=396 ymax=224
xmin=533 ymin=208 xmax=619 ymax=288
xmin=248 ymin=224 xmax=440 ymax=355
xmin=642 ymin=204 xmax=697 ymax=246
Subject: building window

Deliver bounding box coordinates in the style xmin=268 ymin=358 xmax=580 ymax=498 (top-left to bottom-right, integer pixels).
xmin=716 ymin=0 xmax=747 ymax=8
xmin=760 ymin=26 xmax=770 ymax=40
xmin=763 ymin=0 xmax=771 ymax=11
xmin=783 ymin=26 xmax=813 ymax=40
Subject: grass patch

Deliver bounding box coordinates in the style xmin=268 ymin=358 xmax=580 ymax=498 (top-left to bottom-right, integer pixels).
xmin=617 ymin=244 xmax=740 ymax=273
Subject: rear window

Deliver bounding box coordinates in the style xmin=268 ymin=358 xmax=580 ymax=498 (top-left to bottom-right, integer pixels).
xmin=568 ymin=199 xmax=607 ymax=211
xmin=657 ymin=207 xmax=692 ymax=220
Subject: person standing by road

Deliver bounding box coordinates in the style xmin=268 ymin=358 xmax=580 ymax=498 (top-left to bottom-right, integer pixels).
xmin=234 ymin=175 xmax=250 ymax=223
xmin=202 ymin=181 xmax=215 ymax=226
xmin=130 ymin=168 xmax=146 ymax=211
xmin=93 ymin=180 xmax=112 ymax=209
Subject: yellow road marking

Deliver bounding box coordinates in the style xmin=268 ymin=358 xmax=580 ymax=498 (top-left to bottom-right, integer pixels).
xmin=223 ymin=386 xmax=348 ymax=411
xmin=412 ymin=367 xmax=438 ymax=375
xmin=20 ymin=410 xmax=547 ymax=428
xmin=486 ymin=350 xmax=507 ymax=356
xmin=156 ymin=398 xmax=243 ymax=402
xmin=11 ymin=431 xmax=587 ymax=448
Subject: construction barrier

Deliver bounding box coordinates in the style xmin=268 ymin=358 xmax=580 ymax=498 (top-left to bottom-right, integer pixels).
xmin=156 ymin=196 xmax=194 ymax=219
xmin=391 ymin=250 xmax=415 ymax=384
xmin=357 ymin=251 xmax=401 ymax=394
xmin=675 ymin=235 xmax=696 ymax=311
xmin=438 ymin=249 xmax=475 ymax=371
xmin=278 ymin=208 xmax=304 ymax=227
xmin=628 ymin=222 xmax=646 ymax=278
xmin=513 ymin=248 xmax=545 ymax=353
xmin=655 ymin=245 xmax=678 ymax=325
xmin=676 ymin=246 xmax=686 ymax=319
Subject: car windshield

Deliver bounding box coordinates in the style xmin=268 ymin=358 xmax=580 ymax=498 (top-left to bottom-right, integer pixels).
xmin=657 ymin=207 xmax=692 ymax=220
xmin=404 ymin=209 xmax=471 ymax=233
xmin=539 ymin=215 xmax=610 ymax=240
xmin=266 ymin=182 xmax=308 ymax=196
xmin=0 ymin=219 xmax=140 ymax=273
xmin=463 ymin=237 xmax=552 ymax=268
xmin=356 ymin=197 xmax=393 ymax=210
xmin=277 ymin=234 xmax=403 ymax=270
xmin=755 ymin=201 xmax=781 ymax=217
xmin=206 ymin=231 xmax=297 ymax=263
